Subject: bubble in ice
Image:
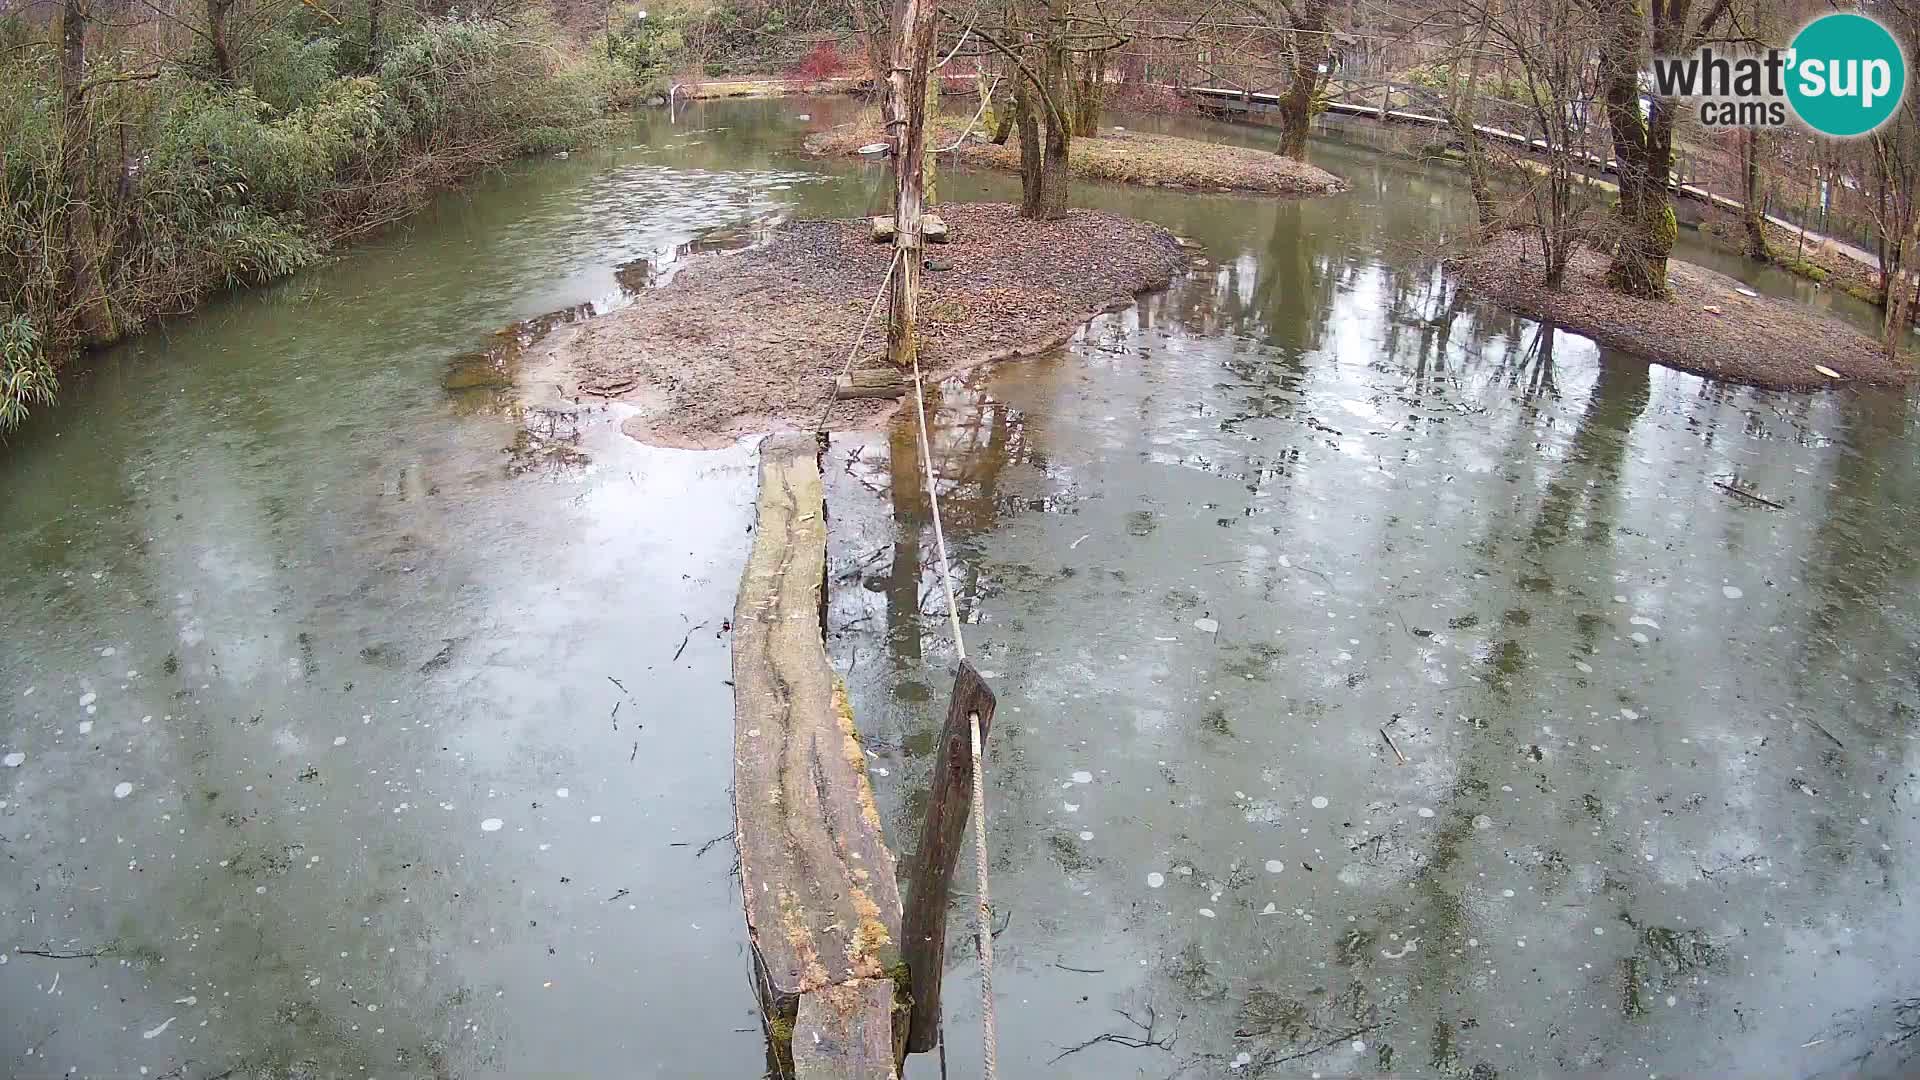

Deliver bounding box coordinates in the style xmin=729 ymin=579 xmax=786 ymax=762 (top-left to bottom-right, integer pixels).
xmin=1264 ymin=859 xmax=1285 ymax=873
xmin=1722 ymin=585 xmax=1744 ymax=599
xmin=1197 ymin=908 xmax=1216 ymax=918
xmin=2 ymin=752 xmax=22 ymax=768
xmin=1311 ymin=796 xmax=1329 ymax=809
xmin=1070 ymin=771 xmax=1093 ymax=784
xmin=1416 ymin=807 xmax=1435 ymax=818
xmin=1193 ymin=617 xmax=1218 ymax=634
xmin=1574 ymin=661 xmax=1593 ymax=673
xmin=1352 ymin=1041 xmax=1367 ymax=1053
xmin=79 ymin=692 xmax=97 ymax=707
xmin=1473 ymin=814 xmax=1493 ymax=830
xmin=77 ymin=720 xmax=93 ymax=734
xmin=113 ymin=782 xmax=133 ymax=799
xmin=1147 ymin=872 xmax=1166 ymax=888
xmin=555 ymin=788 xmax=570 ymax=799
xmin=1079 ymin=831 xmax=1093 ymax=841
xmin=332 ymin=736 xmax=347 ymax=746
xmin=1630 ymin=632 xmax=1650 ymax=644
xmin=481 ymin=818 xmax=504 ymax=832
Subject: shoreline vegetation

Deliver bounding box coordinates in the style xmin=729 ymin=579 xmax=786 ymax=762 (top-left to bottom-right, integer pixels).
xmin=522 ymin=203 xmax=1186 ymax=448
xmin=1 ymin=9 xmax=670 ymax=434
xmin=807 ymin=114 xmax=1347 ymax=196
xmin=1452 ymin=231 xmax=1911 ymax=390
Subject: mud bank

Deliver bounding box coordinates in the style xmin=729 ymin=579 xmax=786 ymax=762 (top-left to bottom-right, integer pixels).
xmin=524 ymin=202 xmax=1187 ymax=447
xmin=1453 ymin=231 xmax=1913 ymax=389
xmin=806 ymin=118 xmax=1347 ymax=196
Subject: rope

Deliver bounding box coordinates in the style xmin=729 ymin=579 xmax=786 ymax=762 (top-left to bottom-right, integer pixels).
xmin=815 ymin=250 xmax=904 ymax=430
xmin=970 ymin=711 xmax=996 ymax=1078
xmin=907 ymin=338 xmax=967 ymax=663
xmin=937 ymin=75 xmax=1002 ymax=153
xmin=906 ymin=338 xmax=996 ymax=1077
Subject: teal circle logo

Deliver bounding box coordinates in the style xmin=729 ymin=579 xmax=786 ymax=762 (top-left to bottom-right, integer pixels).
xmin=1787 ymin=13 xmax=1906 ymax=137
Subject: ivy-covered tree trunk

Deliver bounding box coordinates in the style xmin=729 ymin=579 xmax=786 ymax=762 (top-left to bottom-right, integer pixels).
xmin=1277 ymin=0 xmax=1330 ymax=159
xmin=1596 ymin=0 xmax=1676 ymax=299
xmin=1071 ymin=50 xmax=1104 ymax=137
xmin=1446 ymin=2 xmax=1497 ymax=236
xmin=1036 ymin=41 xmax=1071 ymax=219
xmin=1014 ymin=69 xmax=1042 ymax=214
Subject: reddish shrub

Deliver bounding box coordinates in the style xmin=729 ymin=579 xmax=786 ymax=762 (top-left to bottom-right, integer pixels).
xmin=789 ymin=41 xmax=847 ymax=82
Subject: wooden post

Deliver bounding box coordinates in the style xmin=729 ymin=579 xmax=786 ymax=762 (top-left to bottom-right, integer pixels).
xmin=886 ymin=0 xmax=938 ymax=369
xmin=900 ymin=660 xmax=996 ymax=1053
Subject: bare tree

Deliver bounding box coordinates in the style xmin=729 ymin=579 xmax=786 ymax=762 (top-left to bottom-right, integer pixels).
xmin=1589 ymin=0 xmax=1738 ymax=299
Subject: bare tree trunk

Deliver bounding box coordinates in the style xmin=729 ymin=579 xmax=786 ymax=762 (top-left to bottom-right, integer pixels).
xmin=206 ymin=0 xmax=234 ymax=81
xmin=1742 ymin=129 xmax=1769 ymax=262
xmin=885 ymin=0 xmax=937 ymax=369
xmin=1448 ymin=0 xmax=1497 ymax=236
xmin=367 ymin=0 xmax=383 ymax=70
xmin=924 ymin=70 xmax=939 ymax=207
xmin=851 ymin=0 xmax=892 ymax=91
xmin=1277 ymin=0 xmax=1330 ymax=160
xmin=1885 ymin=207 xmax=1920 ymax=360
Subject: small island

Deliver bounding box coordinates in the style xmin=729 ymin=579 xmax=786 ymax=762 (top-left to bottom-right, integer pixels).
xmin=808 ymin=116 xmax=1347 ymax=197
xmin=1455 ymin=231 xmax=1910 ymax=390
xmin=524 ymin=203 xmax=1187 ymax=447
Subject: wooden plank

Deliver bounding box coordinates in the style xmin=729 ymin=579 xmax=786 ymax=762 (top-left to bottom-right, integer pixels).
xmin=900 ymin=662 xmax=996 ymax=1052
xmin=794 ymin=980 xmax=902 ymax=1080
xmin=834 ymin=371 xmax=907 ymax=400
xmin=733 ymin=434 xmax=903 ymax=1068
xmin=870 ymin=215 xmax=949 ymax=244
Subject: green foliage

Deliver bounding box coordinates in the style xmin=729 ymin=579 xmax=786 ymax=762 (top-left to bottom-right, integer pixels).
xmin=248 ymin=32 xmax=347 ymax=115
xmin=0 ymin=13 xmax=620 ymax=426
xmin=0 ymin=314 xmax=53 ymax=434
xmin=605 ymin=6 xmax=688 ymax=95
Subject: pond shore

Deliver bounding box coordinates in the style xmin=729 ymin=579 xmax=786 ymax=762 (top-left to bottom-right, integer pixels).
xmin=1453 ymin=231 xmax=1912 ymax=389
xmin=806 ymin=118 xmax=1347 ymax=196
xmin=524 ymin=202 xmax=1186 ymax=447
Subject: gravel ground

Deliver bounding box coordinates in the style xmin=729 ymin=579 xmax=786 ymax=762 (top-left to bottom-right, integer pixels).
xmin=527 ymin=203 xmax=1186 ymax=447
xmin=1453 ymin=231 xmax=1914 ymax=389
xmin=806 ymin=118 xmax=1347 ymax=196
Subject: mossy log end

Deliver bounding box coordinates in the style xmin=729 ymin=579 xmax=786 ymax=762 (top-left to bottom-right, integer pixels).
xmin=734 ymin=433 xmax=905 ymax=1078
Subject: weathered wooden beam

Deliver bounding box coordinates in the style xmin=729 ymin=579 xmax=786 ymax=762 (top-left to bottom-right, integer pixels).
xmin=733 ymin=433 xmax=904 ymax=1073
xmin=835 ymin=368 xmax=908 ymax=400
xmin=899 ymin=661 xmax=996 ymax=1053
xmin=794 ymin=979 xmax=901 ymax=1080
xmin=869 ymin=215 xmax=950 ymax=244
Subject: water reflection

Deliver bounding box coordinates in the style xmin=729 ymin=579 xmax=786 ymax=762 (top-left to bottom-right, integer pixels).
xmin=828 ymin=117 xmax=1920 ymax=1080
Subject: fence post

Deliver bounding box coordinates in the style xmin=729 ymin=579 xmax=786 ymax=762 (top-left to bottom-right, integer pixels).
xmin=900 ymin=660 xmax=996 ymax=1053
